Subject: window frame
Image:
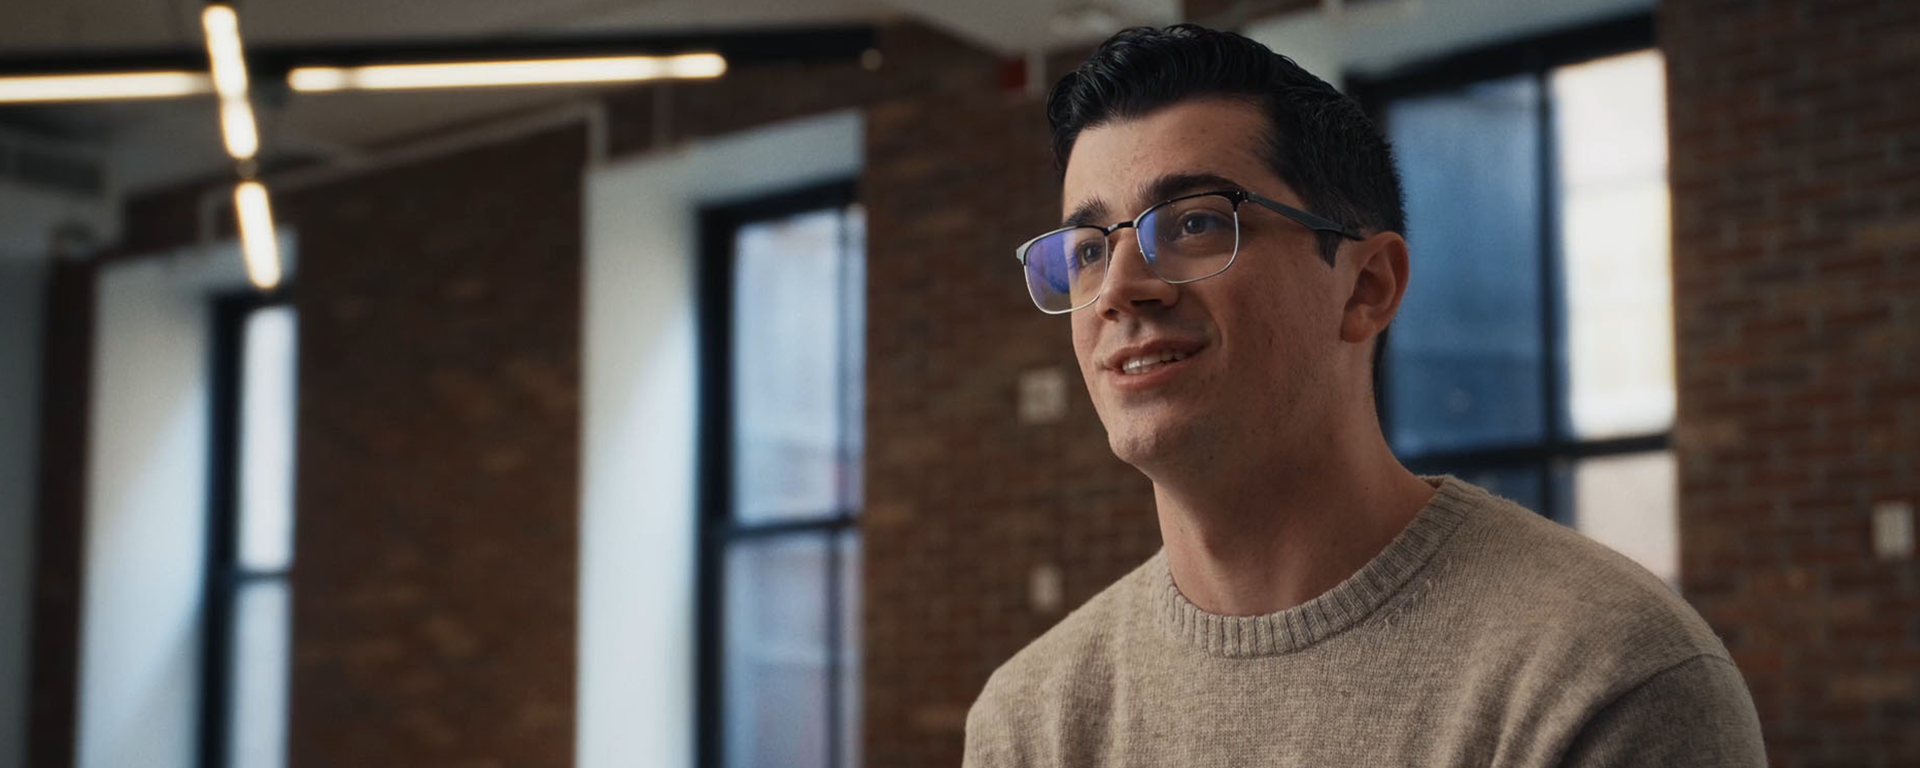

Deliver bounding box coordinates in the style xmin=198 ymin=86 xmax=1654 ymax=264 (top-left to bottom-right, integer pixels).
xmin=1348 ymin=12 xmax=1668 ymax=521
xmin=695 ymin=179 xmax=863 ymax=768
xmin=200 ymin=288 xmax=296 ymax=768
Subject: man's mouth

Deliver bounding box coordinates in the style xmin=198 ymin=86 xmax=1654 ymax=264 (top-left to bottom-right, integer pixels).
xmin=1103 ymin=338 xmax=1209 ymax=382
xmin=1119 ymin=348 xmax=1193 ymax=375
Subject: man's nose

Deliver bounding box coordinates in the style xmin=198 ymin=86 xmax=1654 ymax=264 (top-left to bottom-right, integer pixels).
xmin=1095 ymin=230 xmax=1179 ymax=317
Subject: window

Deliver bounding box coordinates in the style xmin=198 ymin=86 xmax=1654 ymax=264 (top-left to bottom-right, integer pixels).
xmin=1354 ymin=17 xmax=1678 ymax=583
xmin=203 ymin=297 xmax=298 ymax=768
xmin=698 ymin=182 xmax=864 ymax=768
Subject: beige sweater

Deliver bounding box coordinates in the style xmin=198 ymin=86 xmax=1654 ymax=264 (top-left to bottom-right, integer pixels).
xmin=963 ymin=475 xmax=1765 ymax=767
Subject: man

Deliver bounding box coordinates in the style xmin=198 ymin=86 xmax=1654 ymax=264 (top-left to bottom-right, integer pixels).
xmin=964 ymin=24 xmax=1765 ymax=767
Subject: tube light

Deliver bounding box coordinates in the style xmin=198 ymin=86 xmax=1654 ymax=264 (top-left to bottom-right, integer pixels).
xmin=0 ymin=71 xmax=212 ymax=104
xmin=287 ymin=53 xmax=727 ymax=92
xmin=200 ymin=4 xmax=249 ymax=97
xmin=219 ymin=100 xmax=260 ymax=160
xmin=234 ymin=181 xmax=282 ymax=290
xmin=202 ymin=3 xmax=259 ymax=160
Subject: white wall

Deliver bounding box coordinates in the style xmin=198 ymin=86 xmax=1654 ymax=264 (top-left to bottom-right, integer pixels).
xmin=577 ymin=110 xmax=862 ymax=768
xmin=1243 ymin=0 xmax=1654 ymax=89
xmin=78 ymin=240 xmax=276 ymax=768
xmin=0 ymin=260 xmax=47 ymax=768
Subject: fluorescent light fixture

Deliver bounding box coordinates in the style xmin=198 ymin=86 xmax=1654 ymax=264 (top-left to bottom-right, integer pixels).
xmin=220 ymin=99 xmax=260 ymax=160
xmin=287 ymin=53 xmax=727 ymax=92
xmin=201 ymin=2 xmax=260 ymax=161
xmin=200 ymin=4 xmax=249 ymax=97
xmin=0 ymin=71 xmax=212 ymax=103
xmin=234 ymin=181 xmax=282 ymax=290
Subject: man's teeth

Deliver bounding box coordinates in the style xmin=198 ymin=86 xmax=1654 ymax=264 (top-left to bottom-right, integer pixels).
xmin=1121 ymin=350 xmax=1189 ymax=375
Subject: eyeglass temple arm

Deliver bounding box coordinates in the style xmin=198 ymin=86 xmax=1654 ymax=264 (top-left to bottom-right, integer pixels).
xmin=1243 ymin=192 xmax=1364 ymax=241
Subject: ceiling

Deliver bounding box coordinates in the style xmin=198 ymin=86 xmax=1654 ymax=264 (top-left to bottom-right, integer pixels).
xmin=0 ymin=0 xmax=1182 ymax=193
xmin=0 ymin=0 xmax=886 ymax=51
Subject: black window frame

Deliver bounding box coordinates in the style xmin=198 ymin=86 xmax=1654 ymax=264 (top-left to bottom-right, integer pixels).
xmin=695 ymin=179 xmax=863 ymax=768
xmin=1349 ymin=12 xmax=1670 ymax=521
xmin=200 ymin=287 xmax=296 ymax=768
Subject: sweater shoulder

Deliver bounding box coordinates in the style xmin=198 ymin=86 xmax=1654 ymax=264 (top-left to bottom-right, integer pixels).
xmin=1440 ymin=486 xmax=1732 ymax=677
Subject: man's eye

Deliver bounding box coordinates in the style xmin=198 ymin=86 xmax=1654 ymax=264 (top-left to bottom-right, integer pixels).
xmin=1076 ymin=242 xmax=1105 ymax=265
xmin=1180 ymin=212 xmax=1229 ymax=235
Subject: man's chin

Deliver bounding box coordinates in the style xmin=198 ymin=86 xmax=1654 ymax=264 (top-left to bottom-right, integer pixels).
xmin=1105 ymin=418 xmax=1198 ymax=469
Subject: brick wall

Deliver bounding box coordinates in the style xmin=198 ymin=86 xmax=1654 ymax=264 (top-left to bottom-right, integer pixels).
xmin=276 ymin=126 xmax=588 ymax=767
xmin=1663 ymin=0 xmax=1920 ymax=764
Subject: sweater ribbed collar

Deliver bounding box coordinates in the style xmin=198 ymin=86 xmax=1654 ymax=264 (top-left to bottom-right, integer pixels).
xmin=1148 ymin=474 xmax=1479 ymax=658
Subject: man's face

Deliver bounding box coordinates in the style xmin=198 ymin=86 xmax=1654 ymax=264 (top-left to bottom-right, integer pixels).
xmin=1062 ymin=98 xmax=1344 ymax=472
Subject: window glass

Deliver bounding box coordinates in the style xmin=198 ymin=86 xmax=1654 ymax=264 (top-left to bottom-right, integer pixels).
xmin=1559 ymin=451 xmax=1679 ymax=585
xmin=732 ymin=207 xmax=865 ymax=523
xmin=1553 ymin=50 xmax=1675 ymax=439
xmin=716 ymin=194 xmax=864 ymax=768
xmin=725 ymin=537 xmax=831 ymax=768
xmin=225 ymin=578 xmax=290 ymax=768
xmin=238 ymin=305 xmax=297 ymax=571
xmin=1385 ymin=74 xmax=1547 ymax=455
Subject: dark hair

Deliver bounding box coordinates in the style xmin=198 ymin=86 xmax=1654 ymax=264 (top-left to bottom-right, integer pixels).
xmin=1046 ymin=24 xmax=1406 ymax=264
xmin=1046 ymin=24 xmax=1403 ymax=390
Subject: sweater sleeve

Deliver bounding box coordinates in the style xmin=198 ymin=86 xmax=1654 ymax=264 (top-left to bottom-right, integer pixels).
xmin=962 ymin=686 xmax=1018 ymax=768
xmin=1560 ymin=655 xmax=1766 ymax=767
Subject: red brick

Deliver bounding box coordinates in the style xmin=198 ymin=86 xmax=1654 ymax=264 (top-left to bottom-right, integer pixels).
xmin=283 ymin=127 xmax=588 ymax=768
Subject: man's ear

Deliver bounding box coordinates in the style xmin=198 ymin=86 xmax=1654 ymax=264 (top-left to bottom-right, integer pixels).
xmin=1340 ymin=231 xmax=1409 ymax=346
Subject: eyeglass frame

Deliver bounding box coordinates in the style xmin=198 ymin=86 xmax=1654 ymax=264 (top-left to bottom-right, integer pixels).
xmin=1013 ymin=188 xmax=1365 ymax=314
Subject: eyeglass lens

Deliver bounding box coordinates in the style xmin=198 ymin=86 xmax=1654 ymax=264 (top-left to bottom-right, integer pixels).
xmin=1022 ymin=194 xmax=1241 ymax=313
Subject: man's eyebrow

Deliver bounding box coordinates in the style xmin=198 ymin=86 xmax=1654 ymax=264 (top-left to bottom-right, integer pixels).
xmin=1062 ymin=198 xmax=1110 ymax=229
xmin=1061 ymin=171 xmax=1251 ymax=229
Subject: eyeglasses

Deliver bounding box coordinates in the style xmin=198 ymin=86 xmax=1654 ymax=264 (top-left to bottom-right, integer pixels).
xmin=1014 ymin=189 xmax=1362 ymax=314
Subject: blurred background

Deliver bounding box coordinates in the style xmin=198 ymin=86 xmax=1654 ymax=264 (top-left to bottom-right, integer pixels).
xmin=0 ymin=0 xmax=1913 ymax=766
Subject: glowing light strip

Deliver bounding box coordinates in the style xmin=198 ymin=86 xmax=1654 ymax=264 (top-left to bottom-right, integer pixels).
xmin=234 ymin=181 xmax=282 ymax=290
xmin=0 ymin=71 xmax=211 ymax=103
xmin=220 ymin=100 xmax=260 ymax=160
xmin=288 ymin=53 xmax=727 ymax=91
xmin=202 ymin=3 xmax=259 ymax=160
xmin=201 ymin=4 xmax=249 ymax=97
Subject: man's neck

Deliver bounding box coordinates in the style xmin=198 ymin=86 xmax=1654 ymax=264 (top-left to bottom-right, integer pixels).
xmin=1149 ymin=427 xmax=1437 ymax=617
